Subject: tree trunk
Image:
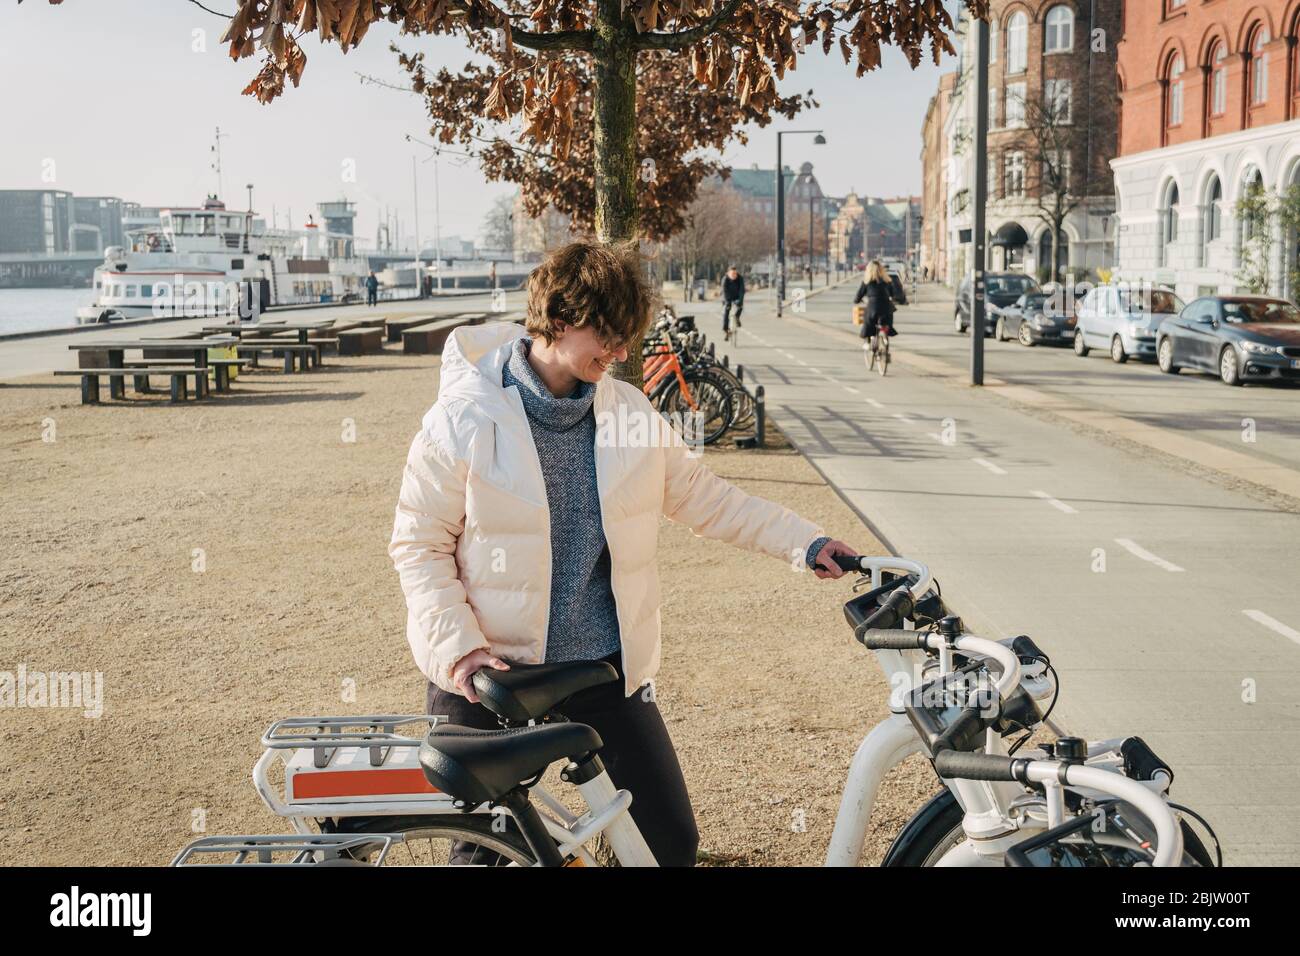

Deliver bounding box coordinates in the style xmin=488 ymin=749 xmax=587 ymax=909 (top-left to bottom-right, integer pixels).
xmin=592 ymin=0 xmax=644 ymax=386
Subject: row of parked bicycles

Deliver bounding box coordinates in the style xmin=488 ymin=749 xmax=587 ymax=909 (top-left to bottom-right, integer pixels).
xmin=172 ymin=555 xmax=1221 ymax=867
xmin=638 ymin=305 xmax=757 ymax=445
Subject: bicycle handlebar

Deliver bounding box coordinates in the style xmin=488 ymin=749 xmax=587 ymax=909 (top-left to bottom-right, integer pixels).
xmin=932 ymin=751 xmax=1184 ymax=866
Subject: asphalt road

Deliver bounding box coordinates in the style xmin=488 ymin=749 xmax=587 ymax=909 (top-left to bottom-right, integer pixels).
xmin=692 ymin=279 xmax=1300 ymax=865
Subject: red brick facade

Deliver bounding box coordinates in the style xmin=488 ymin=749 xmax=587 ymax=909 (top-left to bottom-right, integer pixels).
xmin=1118 ymin=0 xmax=1300 ymax=156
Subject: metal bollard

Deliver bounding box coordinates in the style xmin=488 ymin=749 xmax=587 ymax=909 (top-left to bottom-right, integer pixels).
xmin=736 ymin=364 xmax=744 ymax=382
xmin=754 ymin=385 xmax=765 ymax=448
xmin=722 ymin=354 xmax=729 ymax=368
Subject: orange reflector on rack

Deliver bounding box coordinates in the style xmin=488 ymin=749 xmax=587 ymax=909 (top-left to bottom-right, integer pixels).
xmin=291 ymin=768 xmax=440 ymax=799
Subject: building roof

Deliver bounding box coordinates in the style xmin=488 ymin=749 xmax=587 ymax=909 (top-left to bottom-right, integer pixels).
xmin=723 ymin=165 xmax=798 ymax=198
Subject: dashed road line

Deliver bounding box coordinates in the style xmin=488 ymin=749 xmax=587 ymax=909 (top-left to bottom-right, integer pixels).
xmin=972 ymin=457 xmax=1007 ymax=475
xmin=1031 ymin=490 xmax=1078 ymax=514
xmin=1114 ymin=538 xmax=1185 ymax=573
xmin=1242 ymin=609 xmax=1300 ymax=647
xmin=866 ymin=398 xmax=884 ymax=409
xmin=891 ymin=413 xmax=912 ymax=424
xmin=843 ymin=385 xmax=860 ymax=395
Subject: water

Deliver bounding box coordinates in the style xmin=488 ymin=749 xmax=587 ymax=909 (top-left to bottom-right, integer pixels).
xmin=0 ymin=288 xmax=94 ymax=335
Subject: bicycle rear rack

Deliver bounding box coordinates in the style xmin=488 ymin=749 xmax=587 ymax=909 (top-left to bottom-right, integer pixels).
xmin=171 ymin=833 xmax=402 ymax=866
xmin=261 ymin=714 xmax=440 ymax=768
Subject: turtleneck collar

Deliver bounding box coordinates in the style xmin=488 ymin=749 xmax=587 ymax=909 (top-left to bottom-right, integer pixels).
xmin=503 ymin=336 xmax=596 ymax=432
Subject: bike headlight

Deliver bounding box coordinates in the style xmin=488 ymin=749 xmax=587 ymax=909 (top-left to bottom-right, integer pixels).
xmin=1242 ymin=341 xmax=1277 ymax=355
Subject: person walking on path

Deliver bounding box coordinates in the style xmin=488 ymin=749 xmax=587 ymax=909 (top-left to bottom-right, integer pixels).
xmin=853 ymin=259 xmax=898 ymax=341
xmin=389 ymin=240 xmax=862 ymax=867
xmin=365 ymin=271 xmax=379 ymax=308
xmin=721 ymin=265 xmax=745 ymax=342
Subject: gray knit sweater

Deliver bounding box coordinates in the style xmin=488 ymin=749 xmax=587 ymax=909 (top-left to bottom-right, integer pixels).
xmin=503 ymin=337 xmax=831 ymax=663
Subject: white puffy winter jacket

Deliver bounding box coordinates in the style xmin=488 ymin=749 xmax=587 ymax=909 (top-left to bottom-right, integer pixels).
xmin=389 ymin=321 xmax=826 ymax=697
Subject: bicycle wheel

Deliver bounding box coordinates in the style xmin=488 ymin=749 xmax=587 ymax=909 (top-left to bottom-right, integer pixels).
xmin=877 ymin=334 xmax=889 ymax=377
xmin=880 ymin=790 xmax=1217 ymax=867
xmin=662 ymin=371 xmax=734 ymax=445
xmin=703 ymin=364 xmax=754 ymax=426
xmin=334 ymin=813 xmax=543 ymax=867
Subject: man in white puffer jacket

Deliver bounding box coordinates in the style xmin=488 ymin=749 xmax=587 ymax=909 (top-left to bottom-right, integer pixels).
xmin=389 ymin=241 xmax=860 ymax=865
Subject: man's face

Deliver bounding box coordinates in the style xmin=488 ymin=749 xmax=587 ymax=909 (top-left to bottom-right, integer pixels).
xmin=727 ymin=269 xmax=737 ymax=278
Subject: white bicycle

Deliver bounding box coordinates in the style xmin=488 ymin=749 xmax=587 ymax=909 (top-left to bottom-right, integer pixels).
xmin=173 ymin=556 xmax=1219 ymax=867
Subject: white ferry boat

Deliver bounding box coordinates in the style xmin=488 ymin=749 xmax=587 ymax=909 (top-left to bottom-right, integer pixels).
xmin=75 ymin=196 xmax=370 ymax=325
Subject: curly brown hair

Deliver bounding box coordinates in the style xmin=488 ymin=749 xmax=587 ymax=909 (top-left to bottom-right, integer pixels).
xmin=524 ymin=240 xmax=654 ymax=348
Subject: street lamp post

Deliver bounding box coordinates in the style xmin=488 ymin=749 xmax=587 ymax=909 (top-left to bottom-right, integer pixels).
xmin=971 ymin=15 xmax=990 ymax=386
xmin=775 ymin=130 xmax=825 ymax=317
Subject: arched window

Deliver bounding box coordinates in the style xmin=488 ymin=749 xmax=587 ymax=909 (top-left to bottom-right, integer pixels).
xmin=1045 ymin=6 xmax=1074 ymax=53
xmin=1007 ymin=12 xmax=1028 ymax=74
xmin=1242 ymin=169 xmax=1266 ymax=241
xmin=1202 ymin=175 xmax=1222 ymax=267
xmin=1250 ymin=26 xmax=1270 ymax=105
xmin=1208 ymin=41 xmax=1227 ymax=116
xmin=1167 ymin=53 xmax=1185 ymax=126
xmin=1162 ymin=181 xmax=1180 ymax=267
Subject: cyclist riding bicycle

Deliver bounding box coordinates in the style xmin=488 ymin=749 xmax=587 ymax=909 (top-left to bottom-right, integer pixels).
xmin=389 ymin=240 xmax=861 ymax=866
xmin=853 ymin=259 xmax=898 ymax=342
xmin=721 ymin=265 xmax=745 ymax=341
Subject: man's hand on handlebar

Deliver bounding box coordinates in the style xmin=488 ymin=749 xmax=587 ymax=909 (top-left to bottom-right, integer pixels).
xmin=450 ymin=648 xmax=511 ymax=704
xmin=812 ymin=539 xmax=861 ymax=579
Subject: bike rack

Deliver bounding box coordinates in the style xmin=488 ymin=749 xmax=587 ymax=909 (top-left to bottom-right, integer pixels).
xmin=170 ymin=832 xmax=401 ymax=866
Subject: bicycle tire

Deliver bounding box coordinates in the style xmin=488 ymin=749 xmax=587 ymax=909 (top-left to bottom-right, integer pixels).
xmin=700 ymin=363 xmax=754 ymax=426
xmin=880 ymin=790 xmax=1217 ymax=867
xmin=661 ymin=371 xmax=734 ymax=445
xmin=333 ymin=812 xmax=545 ymax=867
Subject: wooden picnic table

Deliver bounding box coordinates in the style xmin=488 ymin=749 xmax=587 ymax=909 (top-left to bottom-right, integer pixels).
xmin=68 ymin=336 xmax=238 ymax=400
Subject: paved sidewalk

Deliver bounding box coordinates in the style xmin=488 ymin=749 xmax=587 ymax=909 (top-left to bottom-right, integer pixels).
xmin=681 ymin=280 xmax=1300 ymax=865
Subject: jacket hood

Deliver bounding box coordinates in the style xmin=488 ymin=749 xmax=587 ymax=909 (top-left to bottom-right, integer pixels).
xmin=433 ymin=321 xmax=529 ymax=408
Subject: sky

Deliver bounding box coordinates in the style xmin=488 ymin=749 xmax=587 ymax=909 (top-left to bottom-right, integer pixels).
xmin=0 ymin=1 xmax=960 ymax=249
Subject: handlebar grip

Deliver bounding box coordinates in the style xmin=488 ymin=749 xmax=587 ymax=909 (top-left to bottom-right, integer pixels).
xmin=832 ymin=554 xmax=862 ymax=573
xmin=1011 ymin=635 xmax=1048 ymax=663
xmin=933 ymin=750 xmax=1028 ymax=783
xmin=931 ymin=707 xmax=995 ymax=754
xmin=859 ymin=628 xmax=928 ymax=651
xmin=858 ymin=588 xmax=915 ymax=634
xmin=1120 ymin=736 xmax=1174 ymax=786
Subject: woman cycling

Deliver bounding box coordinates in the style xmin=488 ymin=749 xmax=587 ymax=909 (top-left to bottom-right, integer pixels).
xmin=853 ymin=259 xmax=898 ymax=342
xmin=389 ymin=240 xmax=861 ymax=866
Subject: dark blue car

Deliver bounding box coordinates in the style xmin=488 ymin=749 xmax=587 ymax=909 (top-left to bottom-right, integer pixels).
xmin=1157 ymin=295 xmax=1300 ymax=386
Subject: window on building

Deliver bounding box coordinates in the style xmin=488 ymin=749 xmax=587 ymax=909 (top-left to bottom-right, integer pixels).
xmin=1209 ymin=42 xmax=1227 ymax=116
xmin=1005 ymin=152 xmax=1026 ymax=197
xmin=1007 ymin=12 xmax=1028 ymax=74
xmin=1202 ymin=175 xmax=1222 ymax=267
xmin=1045 ymin=78 xmax=1073 ymax=123
xmin=1161 ymin=181 xmax=1180 ymax=266
xmin=1044 ymin=6 xmax=1074 ymax=53
xmin=1005 ymin=83 xmax=1026 ymax=127
xmin=1251 ymin=27 xmax=1270 ymax=106
xmin=1167 ymin=53 xmax=1185 ymax=126
xmin=1043 ymin=151 xmax=1071 ymax=194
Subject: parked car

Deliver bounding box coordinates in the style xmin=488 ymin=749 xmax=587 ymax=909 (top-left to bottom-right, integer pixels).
xmin=1157 ymin=295 xmax=1300 ymax=386
xmin=994 ymin=287 xmax=1079 ymax=346
xmin=1073 ymin=284 xmax=1184 ymax=363
xmin=955 ymin=273 xmax=1040 ymax=335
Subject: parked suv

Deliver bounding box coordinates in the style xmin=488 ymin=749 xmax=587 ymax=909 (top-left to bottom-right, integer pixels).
xmin=1073 ymin=284 xmax=1184 ymax=363
xmin=955 ymin=273 xmax=1040 ymax=335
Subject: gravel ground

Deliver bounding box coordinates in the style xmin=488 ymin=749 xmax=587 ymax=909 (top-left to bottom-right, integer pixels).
xmin=0 ymin=344 xmax=936 ymax=866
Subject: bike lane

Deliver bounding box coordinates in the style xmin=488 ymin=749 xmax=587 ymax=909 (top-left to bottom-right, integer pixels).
xmin=716 ymin=282 xmax=1300 ymax=865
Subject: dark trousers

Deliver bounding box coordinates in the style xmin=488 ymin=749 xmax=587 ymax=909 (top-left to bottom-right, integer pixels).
xmin=366 ymin=288 xmax=378 ymax=306
xmin=722 ymin=298 xmax=743 ymax=332
xmin=425 ymin=652 xmax=699 ymax=867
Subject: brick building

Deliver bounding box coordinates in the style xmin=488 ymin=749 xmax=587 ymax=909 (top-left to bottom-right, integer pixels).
xmin=931 ymin=2 xmax=1121 ymax=284
xmin=921 ymin=71 xmax=956 ymax=279
xmin=1112 ymin=0 xmax=1300 ymax=299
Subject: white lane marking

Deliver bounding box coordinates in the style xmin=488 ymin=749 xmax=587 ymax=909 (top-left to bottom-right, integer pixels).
xmin=809 ymin=367 xmax=820 ymax=374
xmin=843 ymin=385 xmax=861 ymax=395
xmin=1114 ymin=538 xmax=1185 ymax=573
xmin=1243 ymin=610 xmax=1300 ymax=647
xmin=891 ymin=413 xmax=912 ymax=423
xmin=1031 ymin=490 xmax=1077 ymax=514
xmin=866 ymin=398 xmax=884 ymax=409
xmin=926 ymin=432 xmax=943 ymax=443
xmin=795 ymin=358 xmax=808 ymax=366
xmin=778 ymin=349 xmax=795 ymax=360
xmin=972 ymin=457 xmax=1007 ymax=475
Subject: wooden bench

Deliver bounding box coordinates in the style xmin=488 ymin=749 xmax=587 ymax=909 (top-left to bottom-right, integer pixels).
xmin=55 ymin=367 xmax=208 ymax=405
xmin=385 ymin=315 xmax=442 ymax=344
xmin=402 ymin=317 xmax=473 ymax=355
xmin=237 ymin=340 xmax=320 ymax=373
xmin=123 ymin=358 xmax=251 ymax=393
xmin=337 ymin=327 xmax=384 ymax=356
